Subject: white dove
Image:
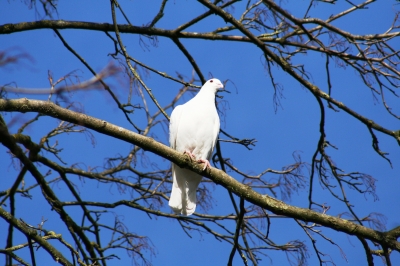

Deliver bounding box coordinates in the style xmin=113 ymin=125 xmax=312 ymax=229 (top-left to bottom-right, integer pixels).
xmin=169 ymin=78 xmax=223 ymax=216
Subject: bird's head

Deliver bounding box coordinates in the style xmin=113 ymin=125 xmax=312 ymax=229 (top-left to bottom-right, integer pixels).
xmin=203 ymin=78 xmax=224 ymax=94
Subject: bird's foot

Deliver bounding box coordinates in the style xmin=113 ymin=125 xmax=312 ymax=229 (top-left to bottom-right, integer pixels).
xmin=197 ymin=159 xmax=211 ymax=171
xmin=183 ymin=150 xmax=196 ymax=161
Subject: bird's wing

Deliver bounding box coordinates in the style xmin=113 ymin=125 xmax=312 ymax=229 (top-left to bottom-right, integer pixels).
xmin=169 ymin=104 xmax=184 ymax=149
xmin=208 ymin=110 xmax=220 ymax=160
xmin=168 ymin=101 xmax=205 ymax=216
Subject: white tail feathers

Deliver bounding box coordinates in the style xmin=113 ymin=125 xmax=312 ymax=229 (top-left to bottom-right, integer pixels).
xmin=169 ymin=164 xmax=202 ymax=216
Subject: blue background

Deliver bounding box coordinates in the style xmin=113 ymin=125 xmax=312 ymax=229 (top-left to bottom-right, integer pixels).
xmin=1 ymin=1 xmax=400 ymax=265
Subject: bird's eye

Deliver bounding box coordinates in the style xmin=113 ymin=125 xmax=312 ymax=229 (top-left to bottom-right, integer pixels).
xmin=210 ymin=80 xmax=213 ymax=83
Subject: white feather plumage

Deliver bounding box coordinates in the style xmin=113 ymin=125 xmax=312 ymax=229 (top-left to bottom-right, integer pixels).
xmin=169 ymin=78 xmax=223 ymax=216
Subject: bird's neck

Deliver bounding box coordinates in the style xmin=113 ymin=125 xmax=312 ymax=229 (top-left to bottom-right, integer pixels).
xmin=196 ymin=88 xmax=216 ymax=100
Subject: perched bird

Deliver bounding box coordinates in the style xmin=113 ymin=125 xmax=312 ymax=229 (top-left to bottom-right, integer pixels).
xmin=169 ymin=78 xmax=223 ymax=216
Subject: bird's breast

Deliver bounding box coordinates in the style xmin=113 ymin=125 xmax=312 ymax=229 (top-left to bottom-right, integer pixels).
xmin=174 ymin=105 xmax=219 ymax=159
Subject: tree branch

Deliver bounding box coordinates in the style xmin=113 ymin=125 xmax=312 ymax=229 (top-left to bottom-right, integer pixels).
xmin=1 ymin=98 xmax=399 ymax=252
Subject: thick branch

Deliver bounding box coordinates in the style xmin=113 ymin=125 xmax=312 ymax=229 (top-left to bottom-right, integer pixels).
xmin=1 ymin=20 xmax=398 ymax=41
xmin=0 ymin=98 xmax=399 ymax=251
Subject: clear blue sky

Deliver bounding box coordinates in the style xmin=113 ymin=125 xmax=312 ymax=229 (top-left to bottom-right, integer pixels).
xmin=1 ymin=1 xmax=400 ymax=265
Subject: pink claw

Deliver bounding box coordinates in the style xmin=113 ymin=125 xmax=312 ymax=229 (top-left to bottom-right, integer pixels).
xmin=184 ymin=150 xmax=196 ymax=160
xmin=197 ymin=159 xmax=211 ymax=171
